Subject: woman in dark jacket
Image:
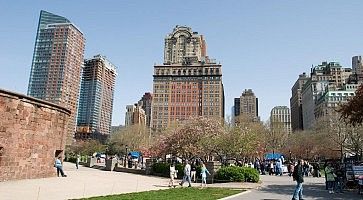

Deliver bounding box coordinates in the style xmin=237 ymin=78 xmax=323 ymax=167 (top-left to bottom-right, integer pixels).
xmin=292 ymin=160 xmax=304 ymax=200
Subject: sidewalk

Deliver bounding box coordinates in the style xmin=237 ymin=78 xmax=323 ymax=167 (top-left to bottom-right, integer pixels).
xmin=227 ymin=174 xmax=362 ymax=200
xmin=0 ymin=162 xmax=259 ymax=200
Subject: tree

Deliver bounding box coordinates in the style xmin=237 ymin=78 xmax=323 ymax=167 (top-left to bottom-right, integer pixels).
xmin=339 ymin=84 xmax=363 ymax=126
xmin=150 ymin=117 xmax=225 ymax=160
xmin=107 ymin=124 xmax=149 ymax=156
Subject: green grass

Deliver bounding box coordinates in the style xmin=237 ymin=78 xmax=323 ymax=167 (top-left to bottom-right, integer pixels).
xmin=76 ymin=187 xmax=243 ymax=200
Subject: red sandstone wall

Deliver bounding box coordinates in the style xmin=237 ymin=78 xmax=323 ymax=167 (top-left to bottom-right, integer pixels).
xmin=0 ymin=89 xmax=70 ymax=181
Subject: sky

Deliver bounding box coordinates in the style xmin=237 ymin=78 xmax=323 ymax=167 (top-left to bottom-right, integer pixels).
xmin=1 ymin=0 xmax=363 ymax=126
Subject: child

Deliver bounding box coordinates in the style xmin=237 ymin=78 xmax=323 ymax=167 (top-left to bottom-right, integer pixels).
xmin=200 ymin=163 xmax=211 ymax=188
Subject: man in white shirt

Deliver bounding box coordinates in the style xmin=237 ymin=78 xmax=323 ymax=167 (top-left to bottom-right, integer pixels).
xmin=179 ymin=160 xmax=192 ymax=187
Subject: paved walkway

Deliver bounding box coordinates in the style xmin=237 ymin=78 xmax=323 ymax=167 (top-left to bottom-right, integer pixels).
xmin=228 ymin=175 xmax=362 ymax=200
xmin=0 ymin=162 xmax=256 ymax=200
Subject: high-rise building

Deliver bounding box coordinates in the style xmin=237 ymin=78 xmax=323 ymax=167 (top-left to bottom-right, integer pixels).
xmin=270 ymin=106 xmax=292 ymax=135
xmin=27 ymin=10 xmax=85 ymax=139
xmin=76 ymin=55 xmax=117 ymax=139
xmin=352 ymin=56 xmax=363 ymax=75
xmin=234 ymin=89 xmax=259 ymax=122
xmin=314 ymin=84 xmax=359 ymax=120
xmin=151 ymin=26 xmax=224 ymax=129
xmin=233 ymin=98 xmax=241 ymax=117
xmin=301 ymin=61 xmax=352 ymax=130
xmin=138 ymin=92 xmax=153 ymax=128
xmin=125 ymin=104 xmax=146 ymax=127
xmin=290 ymin=73 xmax=309 ymax=131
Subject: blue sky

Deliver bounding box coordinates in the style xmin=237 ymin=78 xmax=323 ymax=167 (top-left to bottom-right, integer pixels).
xmin=1 ymin=0 xmax=363 ymax=125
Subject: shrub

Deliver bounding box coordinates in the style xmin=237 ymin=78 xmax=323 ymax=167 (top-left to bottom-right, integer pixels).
xmin=151 ymin=162 xmax=185 ymax=179
xmin=216 ymin=166 xmax=245 ymax=182
xmin=151 ymin=162 xmax=169 ymax=174
xmin=241 ymin=167 xmax=260 ymax=182
xmin=216 ymin=166 xmax=259 ymax=183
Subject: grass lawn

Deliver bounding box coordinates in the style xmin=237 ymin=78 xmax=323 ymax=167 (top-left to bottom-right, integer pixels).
xmin=76 ymin=187 xmax=244 ymax=200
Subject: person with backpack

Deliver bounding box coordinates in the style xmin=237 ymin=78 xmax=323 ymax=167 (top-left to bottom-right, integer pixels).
xmin=292 ymin=159 xmax=304 ymax=200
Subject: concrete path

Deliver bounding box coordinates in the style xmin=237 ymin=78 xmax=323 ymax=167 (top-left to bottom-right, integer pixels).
xmin=0 ymin=162 xmax=257 ymax=200
xmin=0 ymin=162 xmax=171 ymax=200
xmin=228 ymin=175 xmax=362 ymax=200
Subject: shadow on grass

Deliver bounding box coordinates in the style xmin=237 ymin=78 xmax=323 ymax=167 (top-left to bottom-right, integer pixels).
xmin=258 ymin=182 xmax=361 ymax=200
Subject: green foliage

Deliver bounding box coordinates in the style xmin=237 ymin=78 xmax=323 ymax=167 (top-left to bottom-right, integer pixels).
xmin=151 ymin=162 xmax=184 ymax=178
xmin=151 ymin=162 xmax=169 ymax=174
xmin=215 ymin=166 xmax=245 ymax=182
xmin=241 ymin=167 xmax=260 ymax=182
xmin=77 ymin=187 xmax=243 ymax=200
xmin=216 ymin=166 xmax=259 ymax=183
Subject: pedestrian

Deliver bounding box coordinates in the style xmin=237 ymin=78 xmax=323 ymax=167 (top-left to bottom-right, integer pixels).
xmin=325 ymin=163 xmax=336 ymax=194
xmin=292 ymin=159 xmax=304 ymax=200
xmin=200 ymin=163 xmax=211 ymax=188
xmin=55 ymin=156 xmax=67 ymax=177
xmin=76 ymin=154 xmax=80 ymax=169
xmin=334 ymin=166 xmax=344 ymax=193
xmin=276 ymin=158 xmax=283 ymax=176
xmin=190 ymin=161 xmax=197 ymax=183
xmin=260 ymin=160 xmax=266 ymax=175
xmin=179 ymin=160 xmax=192 ymax=187
xmin=269 ymin=160 xmax=274 ymax=175
xmin=169 ymin=162 xmax=177 ymax=187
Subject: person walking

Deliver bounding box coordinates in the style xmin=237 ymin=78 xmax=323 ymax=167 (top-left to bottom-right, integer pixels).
xmin=179 ymin=160 xmax=192 ymax=187
xmin=55 ymin=157 xmax=67 ymax=177
xmin=292 ymin=159 xmax=304 ymax=200
xmin=200 ymin=163 xmax=211 ymax=188
xmin=169 ymin=162 xmax=177 ymax=187
xmin=325 ymin=163 xmax=336 ymax=194
xmin=190 ymin=162 xmax=197 ymax=183
xmin=76 ymin=154 xmax=80 ymax=169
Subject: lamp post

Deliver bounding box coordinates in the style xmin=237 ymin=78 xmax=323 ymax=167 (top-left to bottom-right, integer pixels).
xmin=124 ymin=145 xmax=128 ymax=167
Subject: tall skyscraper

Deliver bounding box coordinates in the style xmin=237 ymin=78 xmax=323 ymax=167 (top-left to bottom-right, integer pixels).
xmin=290 ymin=73 xmax=309 ymax=131
xmin=151 ymin=26 xmax=224 ymax=129
xmin=76 ymin=55 xmax=117 ymax=139
xmin=27 ymin=10 xmax=85 ymax=138
xmin=138 ymin=92 xmax=153 ymax=127
xmin=270 ymin=106 xmax=292 ymax=135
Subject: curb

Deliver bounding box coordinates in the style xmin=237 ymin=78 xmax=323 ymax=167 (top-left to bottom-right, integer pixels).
xmin=219 ymin=190 xmax=251 ymax=200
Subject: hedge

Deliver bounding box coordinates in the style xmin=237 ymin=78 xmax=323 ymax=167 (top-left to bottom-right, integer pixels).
xmin=215 ymin=166 xmax=259 ymax=183
xmin=151 ymin=162 xmax=202 ymax=179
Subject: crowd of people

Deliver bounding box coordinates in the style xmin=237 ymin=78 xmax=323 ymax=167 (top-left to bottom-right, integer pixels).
xmin=168 ymin=160 xmax=211 ymax=188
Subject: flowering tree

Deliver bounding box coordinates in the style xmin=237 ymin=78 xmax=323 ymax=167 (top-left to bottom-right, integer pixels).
xmin=150 ymin=117 xmax=225 ymax=160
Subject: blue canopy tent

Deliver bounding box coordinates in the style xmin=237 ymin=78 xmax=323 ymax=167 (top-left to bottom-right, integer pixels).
xmin=264 ymin=153 xmax=284 ymax=160
xmin=128 ymin=151 xmax=140 ymax=158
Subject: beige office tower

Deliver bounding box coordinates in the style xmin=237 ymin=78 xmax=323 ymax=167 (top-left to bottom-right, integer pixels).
xmin=27 ymin=10 xmax=85 ymax=140
xmin=151 ymin=26 xmax=224 ymax=130
xmin=236 ymin=89 xmax=259 ymax=122
xmin=125 ymin=104 xmax=146 ymax=127
xmin=270 ymin=106 xmax=292 ymax=135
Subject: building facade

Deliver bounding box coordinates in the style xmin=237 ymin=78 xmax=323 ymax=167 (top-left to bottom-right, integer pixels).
xmin=290 ymin=73 xmax=309 ymax=131
xmin=27 ymin=10 xmax=85 ymax=139
xmin=270 ymin=106 xmax=292 ymax=135
xmin=138 ymin=92 xmax=153 ymax=127
xmin=234 ymin=89 xmax=259 ymax=122
xmin=125 ymin=104 xmax=146 ymax=127
xmin=151 ymin=26 xmax=224 ymax=129
xmin=76 ymin=55 xmax=117 ymax=139
xmin=301 ymin=61 xmax=352 ymax=130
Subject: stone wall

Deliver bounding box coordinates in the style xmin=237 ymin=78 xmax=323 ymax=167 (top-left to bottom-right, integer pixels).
xmin=0 ymin=89 xmax=70 ymax=181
